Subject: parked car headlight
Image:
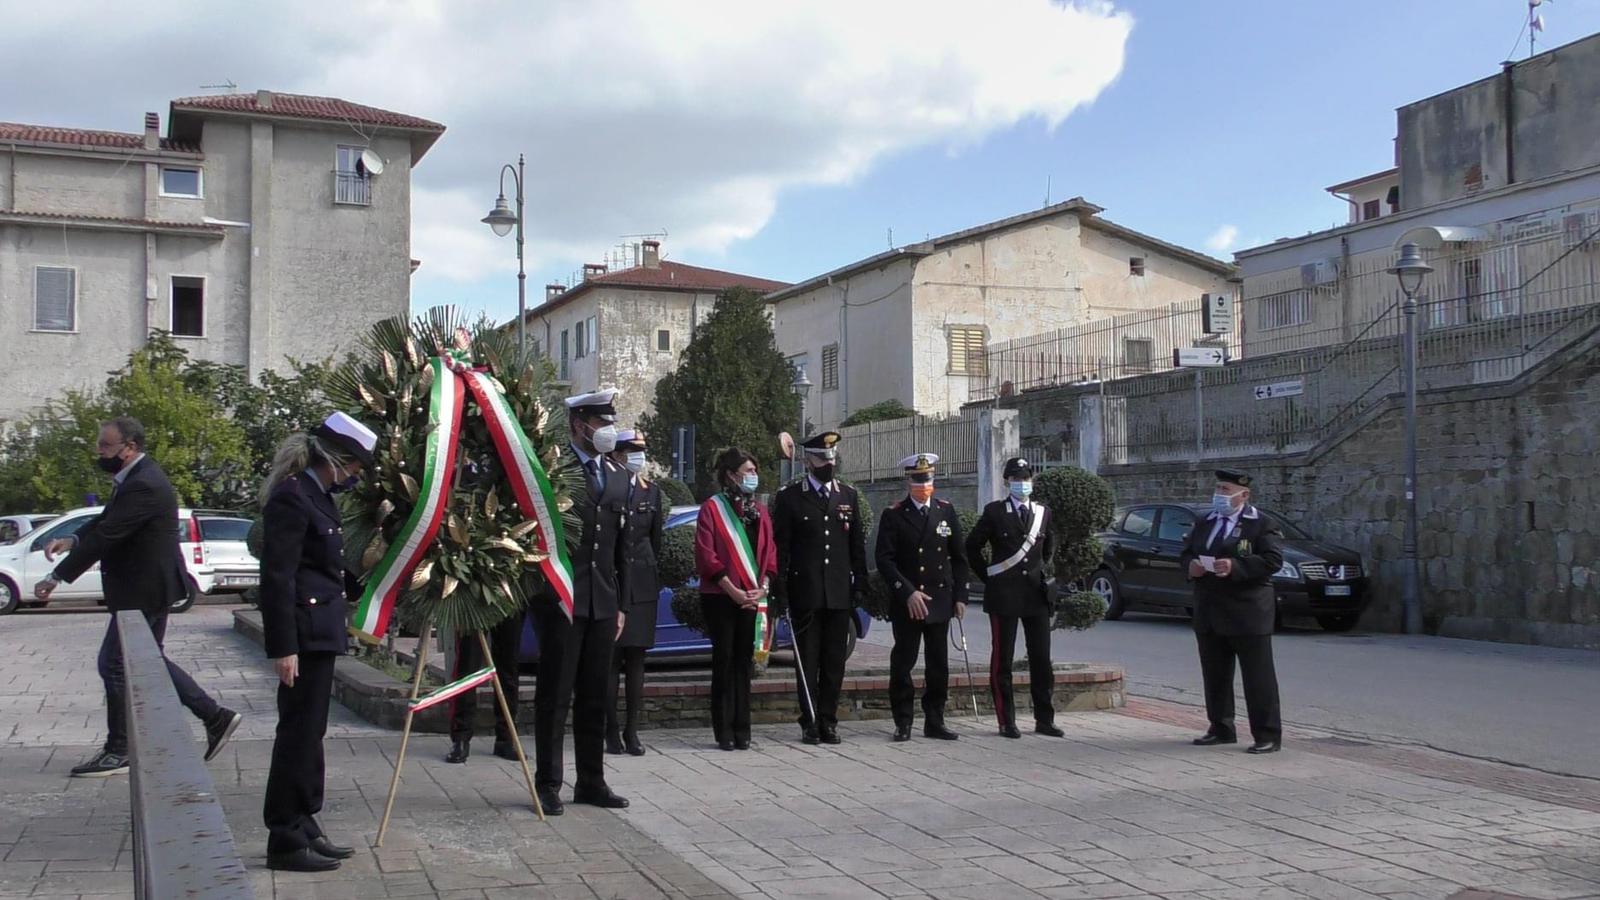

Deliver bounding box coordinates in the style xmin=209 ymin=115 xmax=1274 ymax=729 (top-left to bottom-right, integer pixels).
xmin=1274 ymin=562 xmax=1300 ymax=580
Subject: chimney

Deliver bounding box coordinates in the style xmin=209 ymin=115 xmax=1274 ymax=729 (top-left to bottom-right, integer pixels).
xmin=143 ymin=113 xmax=159 ymax=150
xmin=545 ymin=283 xmax=566 ymax=300
xmin=642 ymin=239 xmax=661 ymax=269
xmin=256 ymin=89 xmax=274 ymax=110
xmin=583 ymin=263 xmax=607 ymax=281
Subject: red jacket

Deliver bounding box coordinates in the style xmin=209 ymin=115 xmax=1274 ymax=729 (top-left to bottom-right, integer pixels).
xmin=695 ymin=493 xmax=777 ymax=596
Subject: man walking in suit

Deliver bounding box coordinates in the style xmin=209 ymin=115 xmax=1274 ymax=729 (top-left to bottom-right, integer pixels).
xmin=874 ymin=453 xmax=970 ymax=743
xmin=1181 ymin=469 xmax=1285 ymax=754
xmin=772 ymin=431 xmax=868 ymax=746
xmin=532 ymin=388 xmax=630 ymax=814
xmin=34 ymin=416 xmax=240 ymax=777
xmin=966 ymin=457 xmax=1061 ymax=739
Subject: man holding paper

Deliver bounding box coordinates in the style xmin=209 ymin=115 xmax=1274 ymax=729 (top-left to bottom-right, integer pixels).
xmin=1180 ymin=469 xmax=1285 ymax=754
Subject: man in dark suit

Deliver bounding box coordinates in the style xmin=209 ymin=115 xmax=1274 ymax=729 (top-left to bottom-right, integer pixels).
xmin=874 ymin=453 xmax=970 ymax=743
xmin=442 ymin=611 xmax=525 ymax=764
xmin=531 ymin=388 xmax=630 ymax=814
xmin=1180 ymin=469 xmax=1286 ymax=754
xmin=34 ymin=416 xmax=240 ymax=778
xmin=966 ymin=457 xmax=1061 ymax=739
xmin=772 ymin=431 xmax=868 ymax=746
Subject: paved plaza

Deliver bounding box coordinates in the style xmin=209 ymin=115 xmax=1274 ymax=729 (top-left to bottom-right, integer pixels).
xmin=3 ymin=604 xmax=1599 ymax=899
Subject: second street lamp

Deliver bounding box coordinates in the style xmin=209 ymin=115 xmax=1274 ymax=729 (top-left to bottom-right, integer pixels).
xmin=791 ymin=366 xmax=813 ymax=482
xmin=482 ymin=154 xmax=527 ymax=360
xmin=1388 ymin=241 xmax=1433 ymax=635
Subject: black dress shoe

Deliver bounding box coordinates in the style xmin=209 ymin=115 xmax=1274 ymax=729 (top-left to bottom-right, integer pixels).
xmin=892 ymin=724 xmax=912 ymax=742
xmin=734 ymin=738 xmax=754 ymax=751
xmin=1192 ymin=733 xmax=1238 ymax=746
xmin=923 ymin=723 xmax=959 ymax=741
xmin=819 ymin=727 xmax=842 ymax=745
xmin=536 ymin=789 xmax=565 ymax=816
xmin=572 ymin=786 xmax=630 ymax=809
xmin=310 ymin=836 xmax=355 ymax=860
xmin=624 ymin=732 xmax=645 ymax=756
xmin=267 ymin=848 xmax=340 ymax=872
xmin=718 ymin=739 xmax=736 ymax=751
xmin=801 ymin=727 xmax=820 ymax=745
xmin=1246 ymin=740 xmax=1282 ymax=754
xmin=445 ymin=740 xmax=471 ymax=764
xmin=1034 ymin=722 xmax=1065 ymax=738
xmin=492 ymin=740 xmax=521 ymax=761
xmin=999 ymin=724 xmax=1022 ymax=739
xmin=606 ymin=729 xmax=625 ymax=755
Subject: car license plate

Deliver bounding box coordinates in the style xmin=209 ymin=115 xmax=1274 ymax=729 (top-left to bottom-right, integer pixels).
xmin=1325 ymin=585 xmax=1352 ymax=597
xmin=223 ymin=576 xmax=260 ymax=587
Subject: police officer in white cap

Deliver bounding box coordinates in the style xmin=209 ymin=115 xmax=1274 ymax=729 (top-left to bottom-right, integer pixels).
xmin=531 ymin=388 xmax=631 ymax=814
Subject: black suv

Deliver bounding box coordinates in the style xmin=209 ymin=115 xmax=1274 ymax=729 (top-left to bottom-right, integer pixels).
xmin=1088 ymin=504 xmax=1369 ymax=632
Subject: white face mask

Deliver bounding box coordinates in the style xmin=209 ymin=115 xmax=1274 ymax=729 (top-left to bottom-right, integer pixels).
xmin=588 ymin=422 xmax=618 ymax=454
xmin=624 ymin=451 xmax=646 ymax=474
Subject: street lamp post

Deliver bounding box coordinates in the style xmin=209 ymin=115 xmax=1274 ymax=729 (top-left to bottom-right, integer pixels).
xmin=482 ymin=154 xmax=527 ymax=360
xmin=1388 ymin=242 xmax=1432 ymax=635
xmin=791 ymin=365 xmax=813 ymax=482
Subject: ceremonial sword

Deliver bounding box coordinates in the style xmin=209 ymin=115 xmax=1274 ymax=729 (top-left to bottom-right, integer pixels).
xmin=952 ymin=614 xmax=982 ymax=723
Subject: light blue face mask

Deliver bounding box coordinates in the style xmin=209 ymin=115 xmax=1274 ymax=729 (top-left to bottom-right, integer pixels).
xmin=1211 ymin=492 xmax=1236 ymax=515
xmin=740 ymin=473 xmax=760 ymax=494
xmin=1008 ymin=480 xmax=1033 ymax=500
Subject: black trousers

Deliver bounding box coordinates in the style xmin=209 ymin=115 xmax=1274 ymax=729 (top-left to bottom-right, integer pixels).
xmin=533 ymin=606 xmax=615 ymax=793
xmin=888 ymin=612 xmax=949 ymax=728
xmin=98 ymin=609 xmax=220 ymax=755
xmin=447 ymin=613 xmax=524 ymax=743
xmin=989 ymin=612 xmax=1055 ymax=728
xmin=263 ymin=650 xmax=337 ymax=854
xmin=792 ymin=607 xmax=852 ymax=731
xmin=1195 ymin=632 xmax=1282 ymax=743
xmin=702 ymin=594 xmax=756 ymax=743
xmin=606 ymin=646 xmax=646 ymax=737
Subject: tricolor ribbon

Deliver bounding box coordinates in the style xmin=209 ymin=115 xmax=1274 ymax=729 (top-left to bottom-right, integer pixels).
xmin=409 ymin=666 xmax=497 ymax=712
xmin=705 ymin=494 xmax=772 ymax=661
xmin=352 ymin=357 xmax=576 ymax=642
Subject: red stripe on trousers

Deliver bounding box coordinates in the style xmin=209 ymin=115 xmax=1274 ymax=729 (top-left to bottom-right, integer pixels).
xmin=989 ymin=612 xmax=1009 ymax=724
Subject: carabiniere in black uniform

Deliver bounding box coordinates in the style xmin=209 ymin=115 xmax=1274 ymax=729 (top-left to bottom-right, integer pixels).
xmin=771 ymin=431 xmax=868 ymax=745
xmin=532 ymin=388 xmax=630 ymax=814
xmin=874 ymin=453 xmax=969 ymax=743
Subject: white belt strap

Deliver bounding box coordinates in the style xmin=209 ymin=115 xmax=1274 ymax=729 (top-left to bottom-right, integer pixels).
xmin=987 ymin=508 xmax=1045 ymax=577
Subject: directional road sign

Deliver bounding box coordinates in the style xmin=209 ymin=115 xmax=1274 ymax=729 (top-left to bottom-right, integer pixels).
xmin=1253 ymin=379 xmax=1305 ymax=400
xmin=1174 ymin=346 xmax=1227 ymax=367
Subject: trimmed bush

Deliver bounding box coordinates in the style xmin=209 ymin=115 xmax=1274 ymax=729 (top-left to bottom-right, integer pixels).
xmin=657 ymin=522 xmax=697 ymax=590
xmin=1032 ymin=466 xmax=1115 ymax=631
xmin=1053 ymin=589 xmax=1108 ymax=631
xmin=669 ymin=586 xmax=707 ymax=635
xmin=659 ymin=477 xmax=695 ymax=507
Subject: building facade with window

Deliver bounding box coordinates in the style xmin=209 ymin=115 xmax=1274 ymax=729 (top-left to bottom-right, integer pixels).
xmin=0 ymin=90 xmax=443 ymax=423
xmin=768 ymin=199 xmax=1235 ymax=425
xmin=516 ymin=240 xmax=789 ymax=428
xmin=1236 ymin=33 xmax=1600 ymax=358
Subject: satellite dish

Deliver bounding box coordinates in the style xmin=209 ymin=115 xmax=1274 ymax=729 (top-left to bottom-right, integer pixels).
xmin=359 ymin=149 xmax=385 ymax=176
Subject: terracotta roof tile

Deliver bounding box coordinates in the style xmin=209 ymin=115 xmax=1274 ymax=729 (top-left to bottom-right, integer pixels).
xmin=169 ymin=92 xmax=444 ymax=132
xmin=530 ymin=261 xmax=790 ymax=319
xmin=0 ymin=122 xmax=199 ymax=153
xmin=0 ymin=210 xmax=224 ymax=234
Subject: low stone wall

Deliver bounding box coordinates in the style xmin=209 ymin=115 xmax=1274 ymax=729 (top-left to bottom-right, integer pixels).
xmin=234 ymin=610 xmax=1124 ymax=734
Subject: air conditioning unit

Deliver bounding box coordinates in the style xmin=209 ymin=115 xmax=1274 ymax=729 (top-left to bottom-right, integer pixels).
xmin=1300 ymin=258 xmax=1340 ymax=291
xmin=1562 ymin=209 xmax=1600 ymax=249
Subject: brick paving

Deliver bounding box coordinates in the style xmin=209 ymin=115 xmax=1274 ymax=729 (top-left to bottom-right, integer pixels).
xmin=3 ymin=604 xmax=1599 ymax=898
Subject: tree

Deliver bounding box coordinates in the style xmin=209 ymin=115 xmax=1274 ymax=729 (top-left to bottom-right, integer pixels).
xmin=1033 ymin=466 xmax=1117 ymax=631
xmin=639 ymin=288 xmax=800 ymax=497
xmin=839 ymin=399 xmax=914 ymax=428
xmin=183 ymin=354 xmax=337 ymax=507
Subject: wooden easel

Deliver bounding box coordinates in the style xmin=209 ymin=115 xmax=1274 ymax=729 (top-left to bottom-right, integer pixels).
xmin=375 ymin=620 xmax=544 ymax=846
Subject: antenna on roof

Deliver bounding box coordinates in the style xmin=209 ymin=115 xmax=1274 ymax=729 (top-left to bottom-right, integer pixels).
xmin=1044 ymin=175 xmax=1052 ymax=208
xmin=198 ymin=80 xmax=238 ymax=94
xmin=887 ymin=227 xmax=894 ymax=250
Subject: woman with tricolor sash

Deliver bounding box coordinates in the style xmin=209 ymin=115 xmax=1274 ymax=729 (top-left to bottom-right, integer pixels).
xmin=693 ymin=447 xmax=777 ymax=751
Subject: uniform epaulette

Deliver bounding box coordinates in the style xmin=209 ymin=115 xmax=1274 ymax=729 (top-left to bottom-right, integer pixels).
xmin=936 ymin=498 xmax=952 ymax=507
xmin=889 ymin=500 xmax=904 ymax=510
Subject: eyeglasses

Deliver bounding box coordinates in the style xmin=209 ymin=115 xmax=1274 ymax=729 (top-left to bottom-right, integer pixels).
xmin=96 ymin=440 xmax=126 ymax=452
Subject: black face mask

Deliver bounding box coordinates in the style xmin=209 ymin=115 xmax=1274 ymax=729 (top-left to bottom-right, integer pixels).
xmin=810 ymin=463 xmax=835 ymax=483
xmin=330 ymin=475 xmax=360 ymax=494
xmin=96 ymin=455 xmax=127 ymax=475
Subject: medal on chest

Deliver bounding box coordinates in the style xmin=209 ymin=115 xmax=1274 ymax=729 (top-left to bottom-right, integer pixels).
xmin=935 ymin=519 xmax=952 ymax=537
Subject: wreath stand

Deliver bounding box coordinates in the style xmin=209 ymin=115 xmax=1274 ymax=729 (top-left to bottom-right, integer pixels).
xmin=375 ymin=619 xmax=545 ymax=846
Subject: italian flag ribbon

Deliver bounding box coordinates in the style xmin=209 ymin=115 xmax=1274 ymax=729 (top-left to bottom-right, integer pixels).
xmin=705 ymin=494 xmax=772 ymax=661
xmin=351 ymin=358 xmax=577 ymax=642
xmin=409 ymin=666 xmax=496 ymax=712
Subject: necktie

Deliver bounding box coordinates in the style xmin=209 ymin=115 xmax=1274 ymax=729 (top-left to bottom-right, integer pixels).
xmin=819 ymin=485 xmax=830 ymax=503
xmin=1019 ymin=503 xmax=1032 ymax=529
xmin=586 ymin=459 xmax=603 ymax=491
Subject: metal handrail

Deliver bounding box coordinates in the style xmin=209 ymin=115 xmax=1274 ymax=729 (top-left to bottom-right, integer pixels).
xmin=119 ymin=611 xmax=253 ymax=899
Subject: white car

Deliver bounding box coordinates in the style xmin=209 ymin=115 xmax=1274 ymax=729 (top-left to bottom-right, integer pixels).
xmin=0 ymin=514 xmax=59 ymax=545
xmin=192 ymin=514 xmax=258 ymax=594
xmin=0 ymin=506 xmax=213 ymax=615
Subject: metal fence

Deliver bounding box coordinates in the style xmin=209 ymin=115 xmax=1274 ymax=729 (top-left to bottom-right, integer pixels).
xmin=837 ymin=410 xmax=981 ymax=482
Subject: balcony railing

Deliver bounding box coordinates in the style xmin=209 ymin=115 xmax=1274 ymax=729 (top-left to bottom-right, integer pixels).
xmin=334 ymin=171 xmax=371 ymax=206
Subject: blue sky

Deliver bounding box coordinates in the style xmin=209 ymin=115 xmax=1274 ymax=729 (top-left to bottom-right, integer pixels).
xmin=414 ymin=0 xmax=1600 ymax=323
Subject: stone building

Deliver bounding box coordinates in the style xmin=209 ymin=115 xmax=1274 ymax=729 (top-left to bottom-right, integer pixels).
xmin=0 ymin=90 xmax=444 ymax=423
xmin=767 ymin=199 xmax=1235 ymax=426
xmin=516 ymin=240 xmax=788 ymax=427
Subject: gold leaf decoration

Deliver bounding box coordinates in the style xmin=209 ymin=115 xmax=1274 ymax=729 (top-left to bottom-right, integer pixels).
xmin=556 ymin=495 xmax=574 ymax=513
xmin=447 ymin=513 xmax=467 ymax=546
xmin=486 ymin=537 xmax=522 ymax=553
xmin=442 ymin=574 xmax=460 ymax=598
xmin=361 ymin=534 xmax=387 ymax=570
xmin=399 ymin=381 xmax=413 ymax=411
xmin=400 ymin=473 xmax=419 ymax=502
xmin=498 ymin=578 xmax=515 ymax=601
xmin=418 ymin=362 xmax=434 ymax=392
xmin=405 ymin=337 xmax=423 ymax=369
xmin=485 ymin=490 xmax=500 ymax=519
xmin=523 ymin=550 xmax=549 ymax=565
xmin=408 ymin=561 xmax=434 ymax=590
xmin=509 ymin=519 xmax=539 ymax=539
xmin=358 ymin=384 xmax=385 ymax=415
xmin=375 ymin=499 xmax=395 ymax=524
xmin=381 ymin=350 xmax=397 ymax=383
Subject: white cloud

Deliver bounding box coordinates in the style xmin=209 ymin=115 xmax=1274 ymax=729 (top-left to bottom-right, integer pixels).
xmin=2 ymin=1 xmax=1133 ymax=292
xmin=1204 ymin=224 xmax=1240 ymax=253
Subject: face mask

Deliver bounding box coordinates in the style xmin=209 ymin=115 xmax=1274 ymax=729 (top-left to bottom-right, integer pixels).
xmin=96 ymin=454 xmax=127 ymax=475
xmin=739 ymin=473 xmax=760 ymax=494
xmin=331 ymin=468 xmax=361 ymax=494
xmin=909 ymin=482 xmax=934 ymax=504
xmin=810 ymin=463 xmax=835 ymax=483
xmin=1211 ymin=492 xmax=1236 ymax=515
xmin=624 ymin=451 xmax=646 ymax=474
xmin=1008 ymin=480 xmax=1033 ymax=500
xmin=588 ymin=422 xmax=618 ymax=454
